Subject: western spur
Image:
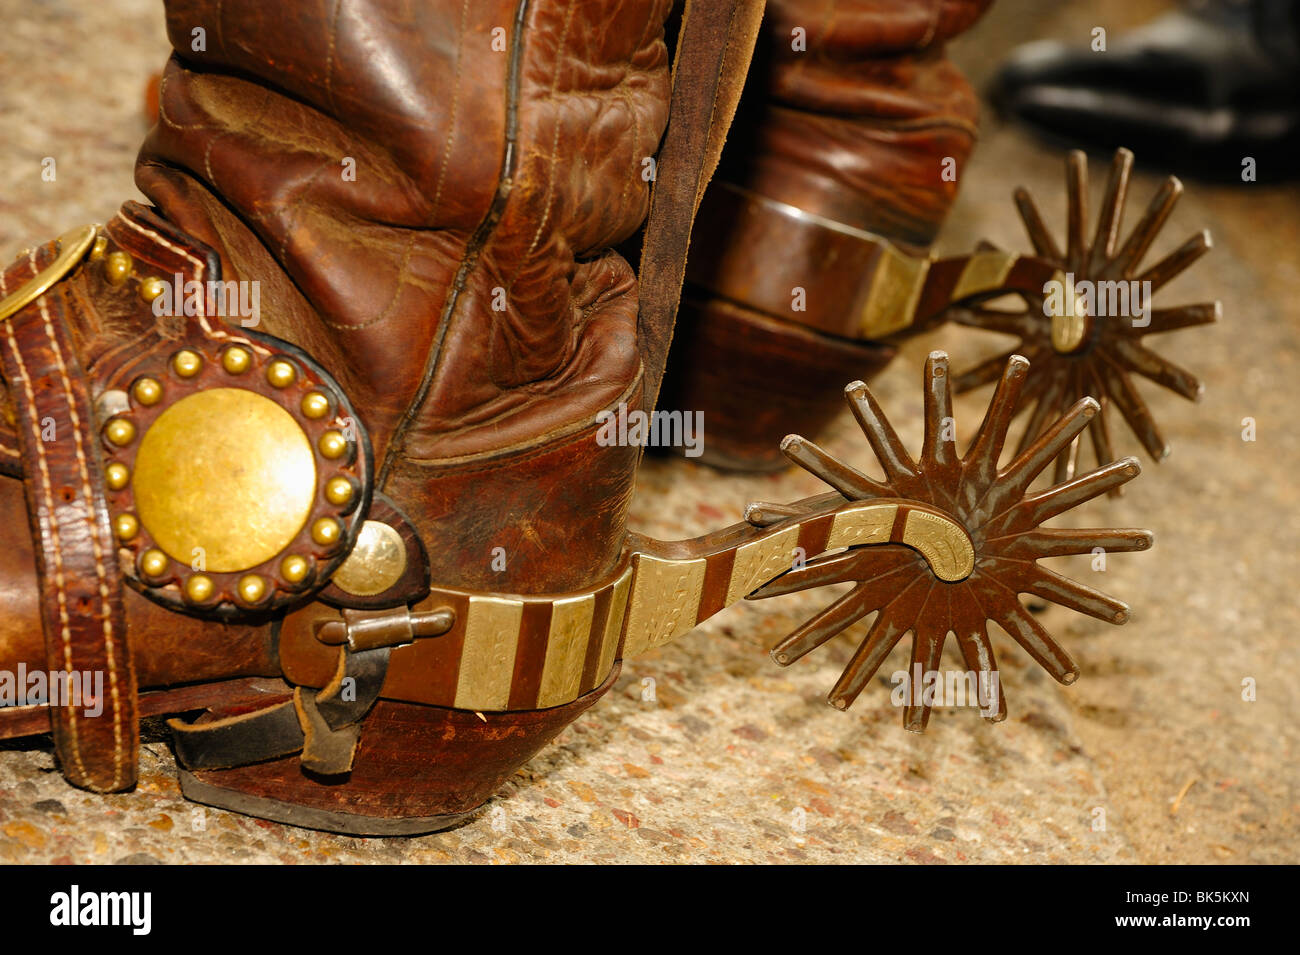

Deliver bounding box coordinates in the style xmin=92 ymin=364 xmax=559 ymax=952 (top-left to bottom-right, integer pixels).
xmin=0 ymin=211 xmax=1163 ymax=833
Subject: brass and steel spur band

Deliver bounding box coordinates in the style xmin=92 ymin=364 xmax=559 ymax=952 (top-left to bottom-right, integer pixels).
xmin=687 ymin=179 xmax=1068 ymax=341
xmin=278 ymin=351 xmax=1146 ymax=730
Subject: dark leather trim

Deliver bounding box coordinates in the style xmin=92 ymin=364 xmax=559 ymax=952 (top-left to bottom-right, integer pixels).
xmin=176 ymin=770 xmax=476 ymax=836
xmin=169 ymin=645 xmax=390 ymax=773
xmin=636 ymin=0 xmax=766 ymax=415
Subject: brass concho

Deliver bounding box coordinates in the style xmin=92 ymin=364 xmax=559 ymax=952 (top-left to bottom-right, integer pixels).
xmin=132 ymin=388 xmax=317 ymax=573
xmin=99 ymin=330 xmax=373 ymax=617
xmin=331 ymin=520 xmax=408 ymax=597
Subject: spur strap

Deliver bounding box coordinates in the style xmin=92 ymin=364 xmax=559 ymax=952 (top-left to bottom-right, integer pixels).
xmin=636 ymin=0 xmax=766 ymax=414
xmin=0 ymin=227 xmax=136 ymax=793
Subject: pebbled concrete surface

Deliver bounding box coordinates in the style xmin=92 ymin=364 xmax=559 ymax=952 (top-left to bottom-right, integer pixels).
xmin=0 ymin=0 xmax=1296 ymax=864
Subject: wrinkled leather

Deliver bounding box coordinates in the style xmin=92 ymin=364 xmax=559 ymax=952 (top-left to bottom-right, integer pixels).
xmin=0 ymin=0 xmax=676 ymax=698
xmin=720 ymin=0 xmax=993 ymax=248
xmin=661 ymin=0 xmax=992 ymax=472
xmin=137 ymin=0 xmax=672 ymax=466
xmin=137 ymin=0 xmax=675 ymax=594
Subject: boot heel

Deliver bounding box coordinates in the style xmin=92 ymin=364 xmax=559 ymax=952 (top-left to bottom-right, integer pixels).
xmin=176 ymin=666 xmax=618 ymax=836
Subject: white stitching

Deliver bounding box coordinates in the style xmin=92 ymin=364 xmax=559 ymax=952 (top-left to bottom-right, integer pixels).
xmin=29 ymin=248 xmax=129 ymax=790
xmin=117 ymin=213 xmax=271 ymax=356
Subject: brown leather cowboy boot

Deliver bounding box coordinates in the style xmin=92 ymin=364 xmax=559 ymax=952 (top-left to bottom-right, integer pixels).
xmin=0 ymin=0 xmax=758 ymax=832
xmin=664 ymin=0 xmax=1218 ymax=483
xmin=663 ymin=0 xmax=995 ymax=470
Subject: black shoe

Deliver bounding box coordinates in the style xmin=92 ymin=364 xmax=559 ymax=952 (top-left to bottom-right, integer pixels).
xmin=991 ymin=0 xmax=1300 ymax=182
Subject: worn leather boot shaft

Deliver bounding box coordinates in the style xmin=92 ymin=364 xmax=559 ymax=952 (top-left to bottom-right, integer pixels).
xmin=663 ymin=0 xmax=992 ymax=471
xmin=137 ymin=0 xmax=673 ymax=593
xmin=728 ymin=0 xmax=993 ymax=248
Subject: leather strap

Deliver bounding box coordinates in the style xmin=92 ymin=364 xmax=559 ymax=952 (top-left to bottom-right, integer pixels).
xmin=0 ymin=235 xmax=136 ymax=793
xmin=636 ymin=0 xmax=766 ymax=414
xmin=170 ymin=645 xmax=390 ymax=775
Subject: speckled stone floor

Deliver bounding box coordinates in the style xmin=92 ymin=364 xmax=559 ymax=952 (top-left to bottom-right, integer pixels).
xmin=1 ymin=0 xmax=1296 ymax=864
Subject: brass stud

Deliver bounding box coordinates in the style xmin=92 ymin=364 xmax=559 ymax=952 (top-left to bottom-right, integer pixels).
xmin=104 ymin=251 xmax=133 ymax=286
xmin=237 ymin=574 xmax=267 ymax=605
xmin=311 ymin=517 xmax=341 ymax=547
xmin=300 ymin=391 xmax=330 ymax=420
xmin=104 ymin=418 xmax=136 ymax=446
xmin=184 ymin=574 xmax=215 ymax=604
xmin=105 ymin=462 xmax=130 ymax=491
xmin=171 ymin=349 xmax=203 ymax=378
xmin=280 ymin=554 xmax=310 ymax=584
xmin=324 ymin=477 xmax=354 ymax=506
xmin=221 ymin=346 xmax=251 ymax=375
xmin=318 ymin=430 xmax=348 ymax=459
xmin=132 ymin=377 xmax=163 ymax=406
xmin=139 ymin=548 xmax=169 ymax=579
xmin=138 ymin=276 xmax=167 ymax=303
xmin=266 ymin=360 xmax=296 ymax=388
xmin=89 ymin=235 xmax=108 ymax=262
xmin=114 ymin=513 xmax=139 ymax=541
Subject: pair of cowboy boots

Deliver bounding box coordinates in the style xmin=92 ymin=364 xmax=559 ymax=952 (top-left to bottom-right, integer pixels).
xmin=0 ymin=0 xmax=1213 ymax=834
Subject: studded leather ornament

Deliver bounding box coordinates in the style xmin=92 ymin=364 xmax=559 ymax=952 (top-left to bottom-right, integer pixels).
xmin=100 ymin=324 xmax=373 ymax=619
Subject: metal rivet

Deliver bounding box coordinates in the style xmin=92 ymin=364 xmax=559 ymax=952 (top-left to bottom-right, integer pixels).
xmin=105 ymin=462 xmax=130 ymax=491
xmin=324 ymin=477 xmax=353 ymax=506
xmin=318 ymin=430 xmax=347 ymax=459
xmin=114 ymin=513 xmax=139 ymax=541
xmin=280 ymin=554 xmax=310 ymax=584
xmin=104 ymin=251 xmax=133 ymax=286
xmin=300 ymin=391 xmax=330 ymax=419
xmin=331 ymin=521 xmax=408 ymax=597
xmin=171 ymin=349 xmax=203 ymax=378
xmin=132 ymin=377 xmax=163 ymax=406
xmin=96 ymin=389 xmax=130 ymax=421
xmin=266 ymin=360 xmax=296 ymax=389
xmin=221 ymin=346 xmax=252 ymax=375
xmin=311 ymin=517 xmax=341 ymax=546
xmin=237 ymin=574 xmax=267 ymax=604
xmin=139 ymin=548 xmax=169 ymax=579
xmin=105 ymin=418 xmax=136 ymax=446
xmin=138 ymin=276 xmax=167 ymax=303
xmin=184 ymin=574 xmax=215 ymax=604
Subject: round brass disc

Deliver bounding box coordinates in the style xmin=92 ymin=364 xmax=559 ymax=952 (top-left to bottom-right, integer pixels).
xmin=331 ymin=521 xmax=407 ymax=597
xmin=132 ymin=388 xmax=317 ymax=573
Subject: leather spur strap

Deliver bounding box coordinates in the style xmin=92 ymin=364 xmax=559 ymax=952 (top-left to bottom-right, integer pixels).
xmin=0 ymin=227 xmax=136 ymax=792
xmin=637 ymin=0 xmax=766 ymax=414
xmin=170 ymin=640 xmax=394 ymax=776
